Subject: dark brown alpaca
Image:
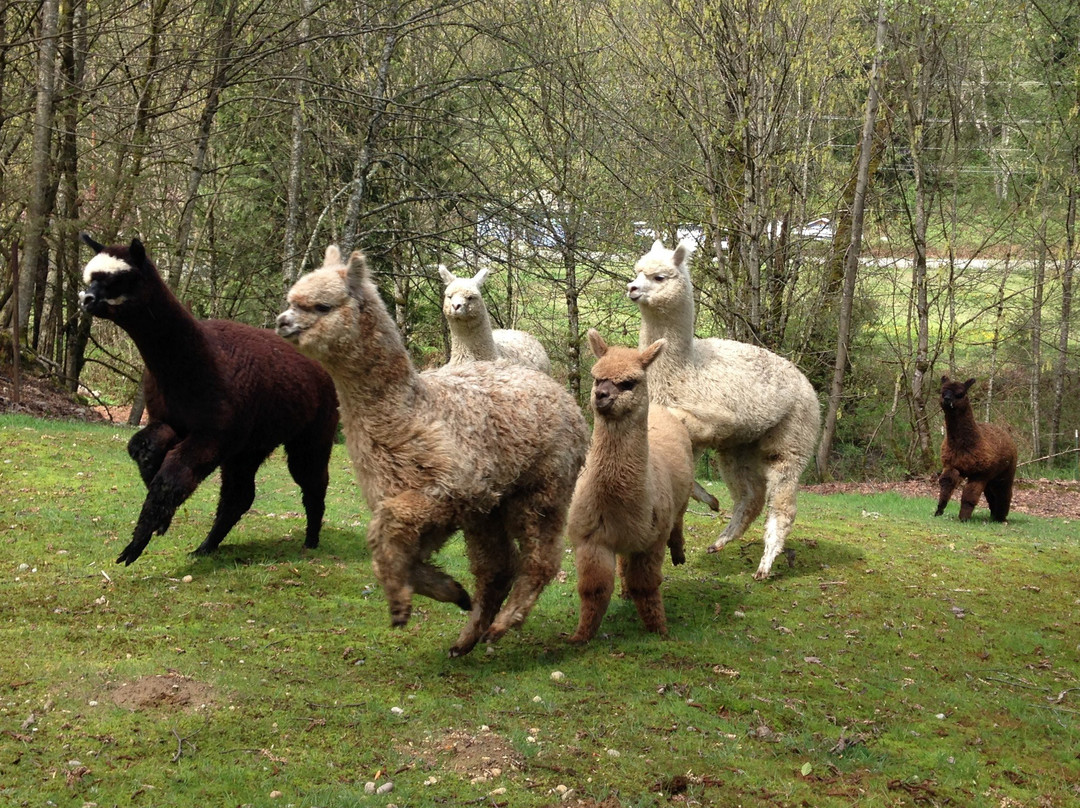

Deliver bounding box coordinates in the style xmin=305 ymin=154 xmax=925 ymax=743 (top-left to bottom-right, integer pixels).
xmin=79 ymin=235 xmax=339 ymax=564
xmin=935 ymin=376 xmax=1017 ymax=522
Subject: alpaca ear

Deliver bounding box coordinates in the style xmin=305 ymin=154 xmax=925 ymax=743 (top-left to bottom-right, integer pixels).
xmin=324 ymin=244 xmax=342 ymax=267
xmin=941 ymin=375 xmax=950 ymax=385
xmin=346 ymin=250 xmax=370 ymax=299
xmin=650 ymin=239 xmax=666 ymax=253
xmin=963 ymin=378 xmax=976 ymax=391
xmin=473 ymin=267 xmax=491 ymax=287
xmin=80 ymin=233 xmax=104 ymax=254
xmin=639 ymin=338 xmax=666 ymax=368
xmin=129 ymin=238 xmax=146 ymax=266
xmin=438 ymin=265 xmax=455 ymax=286
xmin=586 ymin=329 xmax=608 ymax=359
xmin=673 ymin=239 xmax=695 ymax=267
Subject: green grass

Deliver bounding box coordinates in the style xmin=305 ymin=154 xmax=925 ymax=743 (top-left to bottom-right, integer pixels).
xmin=2 ymin=413 xmax=1078 ymax=807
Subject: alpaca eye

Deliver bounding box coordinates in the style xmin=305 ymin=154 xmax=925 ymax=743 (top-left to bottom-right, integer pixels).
xmin=617 ymin=380 xmax=638 ymax=392
xmin=653 ymin=274 xmax=666 ymax=282
xmin=314 ymin=303 xmax=333 ymax=313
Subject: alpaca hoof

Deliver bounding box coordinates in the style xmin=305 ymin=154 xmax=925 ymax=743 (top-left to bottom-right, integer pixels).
xmin=669 ymin=549 xmax=685 ymax=565
xmin=566 ymin=632 xmax=590 ymax=645
xmin=752 ymin=569 xmax=772 ymax=581
xmin=116 ymin=540 xmax=148 ymax=565
xmin=706 ymin=544 xmax=719 ymax=554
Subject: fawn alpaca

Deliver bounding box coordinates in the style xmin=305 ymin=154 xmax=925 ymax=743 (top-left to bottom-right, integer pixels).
xmin=935 ymin=375 xmax=1017 ymax=522
xmin=278 ymin=246 xmax=587 ymax=656
xmin=567 ymin=330 xmax=694 ymax=643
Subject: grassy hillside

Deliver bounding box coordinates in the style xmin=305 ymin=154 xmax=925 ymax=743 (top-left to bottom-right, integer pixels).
xmin=1 ymin=414 xmax=1077 ymax=807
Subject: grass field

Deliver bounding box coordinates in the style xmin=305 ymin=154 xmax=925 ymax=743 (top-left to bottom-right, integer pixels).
xmin=1 ymin=413 xmax=1078 ymax=807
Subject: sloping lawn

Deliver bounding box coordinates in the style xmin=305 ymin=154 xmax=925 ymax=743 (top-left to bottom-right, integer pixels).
xmin=1 ymin=413 xmax=1077 ymax=807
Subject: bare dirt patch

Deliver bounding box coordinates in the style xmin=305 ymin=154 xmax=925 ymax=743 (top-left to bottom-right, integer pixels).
xmin=411 ymin=728 xmax=524 ymax=783
xmin=110 ymin=673 xmax=215 ymax=712
xmin=804 ymin=477 xmax=1080 ymax=521
xmin=1 ymin=364 xmax=104 ymax=422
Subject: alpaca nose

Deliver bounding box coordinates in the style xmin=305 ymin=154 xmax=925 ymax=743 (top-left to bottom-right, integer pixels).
xmin=627 ymin=281 xmax=640 ymax=300
xmin=79 ymin=289 xmax=95 ymax=310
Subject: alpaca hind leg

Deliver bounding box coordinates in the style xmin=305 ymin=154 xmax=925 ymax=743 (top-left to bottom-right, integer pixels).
xmin=691 ymin=480 xmax=720 ymax=512
xmin=958 ymin=478 xmax=988 ymax=521
xmin=755 ymin=466 xmax=799 ymax=580
xmin=451 ymin=521 xmax=517 ymax=657
xmin=119 ymin=438 xmax=220 ymax=565
xmin=622 ymin=546 xmax=668 ymax=637
xmin=193 ymin=453 xmax=266 ymax=556
xmin=127 ymin=422 xmax=178 ymax=487
xmin=936 ymin=468 xmax=960 ymax=516
xmin=984 ymin=471 xmax=1014 ymax=522
xmin=568 ymin=542 xmax=617 ymax=644
xmin=483 ymin=502 xmax=564 ymax=645
xmin=709 ymin=452 xmax=766 ymax=553
xmin=285 ymin=436 xmax=331 ymax=549
xmin=667 ymin=515 xmax=686 ymax=566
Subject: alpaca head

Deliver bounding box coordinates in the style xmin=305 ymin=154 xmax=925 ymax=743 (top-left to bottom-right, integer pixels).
xmin=626 ymin=238 xmax=695 ymax=316
xmin=587 ymin=329 xmax=665 ymax=421
xmin=940 ymin=375 xmax=976 ymax=412
xmin=78 ymin=234 xmax=159 ymax=322
xmin=277 ymin=245 xmax=384 ymax=366
xmin=439 ymin=266 xmax=491 ymax=325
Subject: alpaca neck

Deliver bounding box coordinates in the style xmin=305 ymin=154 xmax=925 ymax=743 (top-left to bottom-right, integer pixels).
xmin=117 ymin=281 xmax=217 ymax=381
xmin=586 ymin=413 xmax=653 ymax=516
xmin=639 ymin=301 xmax=696 ymax=362
xmin=449 ymin=309 xmax=498 ymax=362
xmin=943 ymin=403 xmax=979 ymax=449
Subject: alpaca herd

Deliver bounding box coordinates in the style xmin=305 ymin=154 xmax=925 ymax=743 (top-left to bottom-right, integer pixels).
xmin=78 ymin=234 xmax=1018 ymax=654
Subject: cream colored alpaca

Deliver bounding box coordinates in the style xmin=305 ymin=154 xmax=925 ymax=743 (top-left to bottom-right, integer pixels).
xmin=567 ymin=330 xmax=694 ymax=643
xmin=438 ymin=266 xmax=551 ymax=373
xmin=628 ymin=239 xmax=821 ymax=579
xmin=278 ymin=246 xmax=588 ymax=656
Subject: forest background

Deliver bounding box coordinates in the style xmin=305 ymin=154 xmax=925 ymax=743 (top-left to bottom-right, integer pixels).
xmin=1 ymin=0 xmax=1078 ymax=482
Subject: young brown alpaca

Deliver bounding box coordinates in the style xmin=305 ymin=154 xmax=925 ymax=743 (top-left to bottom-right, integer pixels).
xmin=935 ymin=376 xmax=1017 ymax=522
xmin=277 ymin=246 xmax=588 ymax=657
xmin=567 ymin=330 xmax=694 ymax=643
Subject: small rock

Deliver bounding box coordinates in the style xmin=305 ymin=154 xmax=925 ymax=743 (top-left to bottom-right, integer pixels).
xmin=376 ymin=782 xmax=394 ymax=795
xmin=550 ymin=671 xmax=565 ymax=681
xmin=390 ymin=706 xmax=404 ymax=715
xmin=733 ymin=610 xmax=746 ymax=619
xmin=364 ymin=782 xmax=377 ymax=794
xmin=269 ymin=791 xmax=282 ymax=799
xmin=561 ymin=788 xmax=576 ymax=802
xmin=182 ymin=574 xmax=193 ymax=583
xmin=489 ymin=787 xmax=507 ymax=796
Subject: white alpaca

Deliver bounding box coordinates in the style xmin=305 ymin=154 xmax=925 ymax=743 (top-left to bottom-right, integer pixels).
xmin=438 ymin=266 xmax=551 ymax=373
xmin=567 ymin=330 xmax=694 ymax=643
xmin=627 ymin=239 xmax=821 ymax=579
xmin=278 ymin=247 xmax=588 ymax=656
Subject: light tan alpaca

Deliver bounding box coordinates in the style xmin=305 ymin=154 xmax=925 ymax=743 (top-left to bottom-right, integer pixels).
xmin=438 ymin=266 xmax=551 ymax=373
xmin=277 ymin=246 xmax=588 ymax=657
xmin=567 ymin=330 xmax=694 ymax=643
xmin=628 ymin=239 xmax=821 ymax=579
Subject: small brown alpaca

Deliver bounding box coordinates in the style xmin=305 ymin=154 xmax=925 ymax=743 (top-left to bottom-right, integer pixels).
xmin=567 ymin=330 xmax=694 ymax=643
xmin=935 ymin=376 xmax=1017 ymax=522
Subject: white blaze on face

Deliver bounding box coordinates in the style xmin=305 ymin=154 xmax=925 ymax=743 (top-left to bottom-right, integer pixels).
xmin=82 ymin=252 xmax=131 ymax=284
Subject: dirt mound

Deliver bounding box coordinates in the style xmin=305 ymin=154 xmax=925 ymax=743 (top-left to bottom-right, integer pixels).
xmin=1 ymin=364 xmax=104 ymax=422
xmin=111 ymin=673 xmax=214 ymax=711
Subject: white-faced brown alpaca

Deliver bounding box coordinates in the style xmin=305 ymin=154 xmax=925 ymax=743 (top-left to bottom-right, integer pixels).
xmin=628 ymin=239 xmax=821 ymax=579
xmin=567 ymin=330 xmax=694 ymax=643
xmin=277 ymin=246 xmax=588 ymax=657
xmin=935 ymin=376 xmax=1017 ymax=522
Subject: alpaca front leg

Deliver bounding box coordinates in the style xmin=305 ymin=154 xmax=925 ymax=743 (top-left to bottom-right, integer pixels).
xmin=450 ymin=526 xmax=516 ymax=657
xmin=118 ymin=440 xmax=219 ymax=565
xmin=193 ymin=455 xmax=262 ymax=556
xmin=366 ymin=494 xmax=444 ymax=628
xmin=411 ymin=561 xmax=472 ymax=611
xmin=936 ymin=468 xmax=960 ymax=516
xmin=667 ymin=516 xmax=686 ymax=566
xmin=622 ymin=547 xmax=668 ymax=637
xmin=127 ymin=422 xmax=178 ymax=488
xmin=755 ymin=482 xmax=797 ymax=580
xmin=958 ymin=478 xmax=987 ymax=522
xmin=568 ymin=541 xmax=617 ymax=644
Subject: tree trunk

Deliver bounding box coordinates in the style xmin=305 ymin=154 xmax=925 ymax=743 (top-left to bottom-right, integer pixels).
xmin=17 ymin=0 xmax=59 ymax=339
xmin=816 ymin=0 xmax=887 ymax=478
xmin=1049 ymin=150 xmax=1077 ymax=460
xmin=282 ymin=0 xmax=312 ymax=289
